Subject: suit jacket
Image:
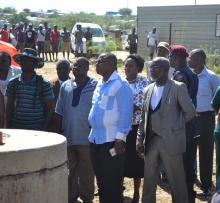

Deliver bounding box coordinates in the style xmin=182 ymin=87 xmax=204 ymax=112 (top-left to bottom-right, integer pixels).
xmin=137 ymin=79 xmax=196 ymax=155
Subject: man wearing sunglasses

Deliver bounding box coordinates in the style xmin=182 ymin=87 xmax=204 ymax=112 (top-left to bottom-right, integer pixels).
xmin=88 ymin=53 xmax=133 ymax=203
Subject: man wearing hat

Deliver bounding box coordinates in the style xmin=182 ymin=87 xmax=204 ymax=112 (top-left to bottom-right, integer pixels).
xmin=5 ymin=48 xmax=54 ymax=130
xmin=170 ymin=45 xmax=198 ymax=203
xmin=146 ymin=41 xmax=170 ymax=82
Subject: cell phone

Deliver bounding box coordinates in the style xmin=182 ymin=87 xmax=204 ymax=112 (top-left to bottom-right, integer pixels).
xmin=109 ymin=148 xmax=116 ymax=157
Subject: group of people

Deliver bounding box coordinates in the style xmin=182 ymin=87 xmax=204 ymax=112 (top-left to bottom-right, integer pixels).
xmin=0 ymin=38 xmax=220 ymax=203
xmin=0 ymin=22 xmax=94 ymax=62
xmin=1 ymin=22 xmax=72 ymax=61
xmin=127 ymin=26 xmax=158 ymax=61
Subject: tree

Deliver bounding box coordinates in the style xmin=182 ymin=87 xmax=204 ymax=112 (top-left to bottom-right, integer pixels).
xmin=2 ymin=7 xmax=16 ymax=14
xmin=9 ymin=13 xmax=29 ymax=25
xmin=118 ymin=8 xmax=132 ymax=17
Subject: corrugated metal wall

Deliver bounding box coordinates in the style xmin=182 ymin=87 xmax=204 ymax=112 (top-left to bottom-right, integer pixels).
xmin=137 ymin=5 xmax=220 ymax=57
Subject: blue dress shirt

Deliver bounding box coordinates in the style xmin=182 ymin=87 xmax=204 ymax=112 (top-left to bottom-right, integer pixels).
xmin=88 ymin=71 xmax=133 ymax=144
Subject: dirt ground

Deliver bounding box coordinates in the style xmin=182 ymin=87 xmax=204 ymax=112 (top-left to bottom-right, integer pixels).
xmin=37 ymin=51 xmax=216 ymax=203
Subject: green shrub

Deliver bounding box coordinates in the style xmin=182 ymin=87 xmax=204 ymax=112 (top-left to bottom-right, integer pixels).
xmin=199 ymin=46 xmax=220 ymax=76
xmin=105 ymin=37 xmax=117 ymax=52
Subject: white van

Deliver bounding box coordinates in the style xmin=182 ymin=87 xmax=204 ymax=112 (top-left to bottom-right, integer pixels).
xmin=71 ymin=22 xmax=106 ymax=55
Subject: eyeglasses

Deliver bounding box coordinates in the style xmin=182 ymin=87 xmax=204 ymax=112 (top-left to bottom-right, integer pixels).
xmin=95 ymin=60 xmax=109 ymax=66
xmin=149 ymin=65 xmax=160 ymax=70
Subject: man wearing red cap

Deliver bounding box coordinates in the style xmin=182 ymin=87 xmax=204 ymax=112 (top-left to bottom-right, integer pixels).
xmin=169 ymin=44 xmax=198 ymax=203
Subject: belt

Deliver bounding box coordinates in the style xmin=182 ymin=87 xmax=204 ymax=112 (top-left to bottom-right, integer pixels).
xmin=196 ymin=111 xmax=214 ymax=117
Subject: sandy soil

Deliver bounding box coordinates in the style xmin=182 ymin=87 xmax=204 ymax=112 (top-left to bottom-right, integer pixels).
xmin=37 ymin=51 xmax=215 ymax=203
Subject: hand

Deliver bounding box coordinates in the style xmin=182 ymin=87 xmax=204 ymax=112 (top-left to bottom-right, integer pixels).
xmin=134 ymin=105 xmax=141 ymax=112
xmin=114 ymin=139 xmax=125 ymax=155
xmin=136 ymin=145 xmax=145 ymax=159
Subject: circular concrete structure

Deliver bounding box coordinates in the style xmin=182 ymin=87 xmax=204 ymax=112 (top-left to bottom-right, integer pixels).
xmin=0 ymin=129 xmax=68 ymax=203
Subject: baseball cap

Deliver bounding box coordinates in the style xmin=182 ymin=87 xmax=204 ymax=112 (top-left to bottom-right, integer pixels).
xmin=157 ymin=42 xmax=170 ymax=52
xmin=170 ymin=45 xmax=189 ymax=58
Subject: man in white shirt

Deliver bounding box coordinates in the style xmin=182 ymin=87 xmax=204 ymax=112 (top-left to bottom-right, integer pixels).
xmin=37 ymin=24 xmax=46 ymax=61
xmin=189 ymin=49 xmax=220 ymax=196
xmin=147 ymin=27 xmax=158 ymax=60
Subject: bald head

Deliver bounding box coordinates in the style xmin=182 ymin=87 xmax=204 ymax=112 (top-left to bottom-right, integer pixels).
xmin=98 ymin=53 xmax=117 ymax=68
xmin=189 ymin=49 xmax=206 ymax=64
xmin=56 ymin=59 xmax=70 ymax=81
xmin=96 ymin=53 xmax=118 ymax=80
xmin=151 ymin=57 xmax=170 ymax=72
xmin=76 ymin=57 xmax=89 ymax=69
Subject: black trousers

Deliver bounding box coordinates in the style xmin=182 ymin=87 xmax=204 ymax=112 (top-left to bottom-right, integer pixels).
xmin=194 ymin=111 xmax=215 ymax=190
xmin=90 ymin=142 xmax=125 ymax=203
xmin=183 ymin=119 xmax=197 ymax=203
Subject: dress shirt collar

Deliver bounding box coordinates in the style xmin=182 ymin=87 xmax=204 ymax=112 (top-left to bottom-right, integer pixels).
xmin=197 ymin=66 xmax=207 ymax=77
xmin=103 ymin=70 xmax=119 ymax=84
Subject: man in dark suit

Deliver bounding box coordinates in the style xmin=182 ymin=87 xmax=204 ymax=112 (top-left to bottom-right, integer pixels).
xmin=170 ymin=45 xmax=198 ymax=203
xmin=136 ymin=57 xmax=196 ymax=203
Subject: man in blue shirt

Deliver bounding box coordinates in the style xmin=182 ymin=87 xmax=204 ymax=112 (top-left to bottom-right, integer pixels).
xmin=88 ymin=53 xmax=133 ymax=203
xmin=56 ymin=57 xmax=97 ymax=203
xmin=189 ymin=49 xmax=220 ymax=196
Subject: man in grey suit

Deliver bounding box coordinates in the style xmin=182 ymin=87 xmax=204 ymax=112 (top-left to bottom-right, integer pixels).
xmin=136 ymin=57 xmax=196 ymax=203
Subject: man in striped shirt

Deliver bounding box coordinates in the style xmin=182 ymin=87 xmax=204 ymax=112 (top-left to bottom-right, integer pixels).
xmin=88 ymin=53 xmax=133 ymax=203
xmin=6 ymin=48 xmax=54 ymax=130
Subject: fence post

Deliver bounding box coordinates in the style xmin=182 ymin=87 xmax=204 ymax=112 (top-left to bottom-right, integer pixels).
xmin=169 ymin=23 xmax=172 ymax=45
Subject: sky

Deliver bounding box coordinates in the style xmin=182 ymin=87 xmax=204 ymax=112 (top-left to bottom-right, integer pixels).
xmin=0 ymin=0 xmax=220 ymax=15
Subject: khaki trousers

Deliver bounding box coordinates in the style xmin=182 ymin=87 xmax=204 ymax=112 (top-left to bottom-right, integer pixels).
xmin=68 ymin=145 xmax=94 ymax=203
xmin=142 ymin=136 xmax=188 ymax=203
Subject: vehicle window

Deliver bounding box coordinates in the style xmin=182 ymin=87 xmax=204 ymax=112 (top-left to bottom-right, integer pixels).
xmin=81 ymin=27 xmax=103 ymax=37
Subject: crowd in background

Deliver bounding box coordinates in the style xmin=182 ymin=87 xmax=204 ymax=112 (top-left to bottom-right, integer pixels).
xmin=0 ymin=22 xmax=94 ymax=62
xmin=1 ymin=23 xmax=220 ymax=203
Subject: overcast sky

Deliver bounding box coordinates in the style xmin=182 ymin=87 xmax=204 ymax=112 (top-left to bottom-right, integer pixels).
xmin=0 ymin=0 xmax=219 ymax=14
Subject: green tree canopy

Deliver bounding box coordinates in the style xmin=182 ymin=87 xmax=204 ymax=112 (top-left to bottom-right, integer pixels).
xmin=118 ymin=8 xmax=132 ymax=17
xmin=9 ymin=13 xmax=29 ymax=25
xmin=2 ymin=7 xmax=17 ymax=14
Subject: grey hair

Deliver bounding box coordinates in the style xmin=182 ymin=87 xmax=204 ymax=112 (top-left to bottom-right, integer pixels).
xmin=151 ymin=57 xmax=170 ymax=71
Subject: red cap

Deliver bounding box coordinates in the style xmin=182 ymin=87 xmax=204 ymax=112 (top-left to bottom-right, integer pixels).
xmin=170 ymin=45 xmax=189 ymax=58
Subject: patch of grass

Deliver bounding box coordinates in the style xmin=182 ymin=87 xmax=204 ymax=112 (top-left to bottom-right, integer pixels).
xmin=196 ymin=46 xmax=220 ymax=76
